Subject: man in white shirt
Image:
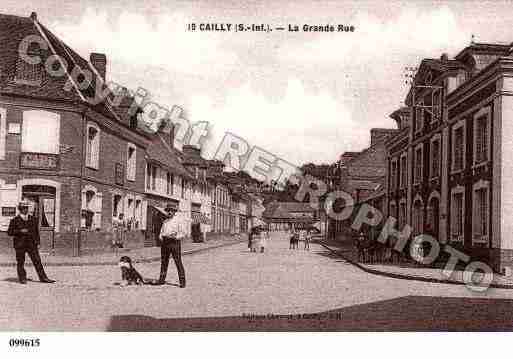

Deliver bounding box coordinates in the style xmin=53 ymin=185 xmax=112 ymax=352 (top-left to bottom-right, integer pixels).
xmin=157 ymin=202 xmax=186 ymax=287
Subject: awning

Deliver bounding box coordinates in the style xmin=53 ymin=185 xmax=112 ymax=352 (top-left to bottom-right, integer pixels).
xmin=151 ymin=205 xmax=168 ymax=216
xmin=191 ymin=212 xmax=211 ymax=225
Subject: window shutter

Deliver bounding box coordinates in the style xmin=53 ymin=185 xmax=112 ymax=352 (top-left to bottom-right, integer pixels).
xmin=482 ymin=119 xmax=488 ymax=162
xmin=141 ymin=200 xmax=147 ymax=230
xmin=94 ymin=192 xmax=103 ymax=229
xmin=81 ymin=190 xmax=87 ymax=210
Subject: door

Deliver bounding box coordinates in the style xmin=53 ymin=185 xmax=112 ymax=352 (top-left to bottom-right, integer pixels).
xmin=22 ymin=194 xmax=55 ymax=251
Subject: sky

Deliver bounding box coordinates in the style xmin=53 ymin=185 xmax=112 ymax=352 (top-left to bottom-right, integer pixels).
xmin=4 ymin=0 xmax=513 ymax=166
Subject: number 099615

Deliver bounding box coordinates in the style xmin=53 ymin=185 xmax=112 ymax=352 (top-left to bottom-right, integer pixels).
xmin=9 ymin=338 xmax=40 ymax=347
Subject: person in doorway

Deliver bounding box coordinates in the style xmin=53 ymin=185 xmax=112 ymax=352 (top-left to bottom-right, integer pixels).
xmin=112 ymin=213 xmax=126 ymax=248
xmin=7 ymin=202 xmax=55 ymax=284
xmin=157 ymin=203 xmax=186 ymax=287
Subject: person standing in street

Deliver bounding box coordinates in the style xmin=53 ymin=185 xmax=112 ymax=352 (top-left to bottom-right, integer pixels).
xmin=7 ymin=202 xmax=55 ymax=284
xmin=157 ymin=203 xmax=186 ymax=287
xmin=304 ymin=229 xmax=311 ymax=250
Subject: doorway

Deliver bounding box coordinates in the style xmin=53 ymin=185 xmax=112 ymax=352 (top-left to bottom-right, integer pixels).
xmin=21 ymin=185 xmax=56 ymax=251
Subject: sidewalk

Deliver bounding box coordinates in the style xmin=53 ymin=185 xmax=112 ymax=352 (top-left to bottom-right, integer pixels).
xmin=0 ymin=235 xmax=247 ymax=267
xmin=318 ymin=240 xmax=513 ymax=289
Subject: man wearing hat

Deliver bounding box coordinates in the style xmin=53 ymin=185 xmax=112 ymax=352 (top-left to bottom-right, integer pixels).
xmin=7 ymin=201 xmax=55 ymax=284
xmin=157 ymin=202 xmax=186 ymax=287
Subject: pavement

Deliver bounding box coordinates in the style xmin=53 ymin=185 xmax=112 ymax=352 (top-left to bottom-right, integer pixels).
xmin=0 ymin=234 xmax=247 ymax=267
xmin=319 ymin=239 xmax=513 ymax=289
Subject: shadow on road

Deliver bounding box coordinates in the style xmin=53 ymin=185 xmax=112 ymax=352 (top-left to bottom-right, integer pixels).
xmin=107 ymin=296 xmax=513 ymax=331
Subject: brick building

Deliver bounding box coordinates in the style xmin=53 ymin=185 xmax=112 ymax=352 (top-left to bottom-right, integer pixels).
xmin=0 ymin=12 xmax=152 ymax=255
xmin=329 ymin=128 xmax=397 ymax=238
xmin=385 ymin=42 xmax=513 ymax=273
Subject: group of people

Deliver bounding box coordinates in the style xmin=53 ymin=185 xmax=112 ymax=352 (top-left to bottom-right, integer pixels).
xmin=248 ymin=226 xmax=269 ymax=253
xmin=7 ymin=201 xmax=187 ymax=288
xmin=289 ymin=228 xmax=312 ymax=250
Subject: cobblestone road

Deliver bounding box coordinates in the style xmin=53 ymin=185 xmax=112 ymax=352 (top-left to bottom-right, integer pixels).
xmin=2 ymin=232 xmax=513 ymax=330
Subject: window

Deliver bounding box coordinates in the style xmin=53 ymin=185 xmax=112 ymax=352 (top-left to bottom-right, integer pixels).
xmin=15 ymin=57 xmax=43 ymax=86
xmin=456 ymin=71 xmax=467 ymax=87
xmin=474 ymin=108 xmax=490 ymax=166
xmin=412 ymin=200 xmax=423 ymax=236
xmin=452 ymin=122 xmax=465 ymax=172
xmin=85 ymin=123 xmax=100 ymax=169
xmin=451 ymin=190 xmax=464 ymax=241
xmin=22 ymin=110 xmax=60 ymax=154
xmin=430 ymin=138 xmax=440 ymax=178
xmin=166 ymin=172 xmax=174 ymax=195
xmin=126 ymin=143 xmax=136 ymax=181
xmin=146 ymin=164 xmax=157 ymax=191
xmin=400 ymin=154 xmax=407 ymax=188
xmin=134 ymin=199 xmax=141 ymax=229
xmin=112 ymin=194 xmax=123 ymax=218
xmin=390 ymin=159 xmax=398 ymax=190
xmin=81 ymin=189 xmax=102 ymax=230
xmin=432 ymin=89 xmax=441 ymax=121
xmin=473 ymin=182 xmax=489 ymax=244
xmin=389 ymin=202 xmax=397 ymax=220
xmin=414 ymin=145 xmax=423 ymax=184
xmin=126 ymin=196 xmax=134 ymax=227
xmin=0 ymin=108 xmax=6 ymax=160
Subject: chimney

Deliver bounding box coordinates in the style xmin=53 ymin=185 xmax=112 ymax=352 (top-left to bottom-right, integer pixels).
xmin=30 ymin=12 xmax=37 ymax=21
xmin=90 ymin=53 xmax=107 ymax=81
xmin=440 ymin=53 xmax=449 ymax=62
xmin=158 ymin=119 xmax=175 ymax=150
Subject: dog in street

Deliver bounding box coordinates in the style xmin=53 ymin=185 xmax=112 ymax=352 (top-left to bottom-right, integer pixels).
xmin=118 ymin=256 xmax=145 ymax=286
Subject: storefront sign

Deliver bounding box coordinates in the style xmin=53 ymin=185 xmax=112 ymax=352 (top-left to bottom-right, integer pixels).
xmin=19 ymin=152 xmax=59 ymax=170
xmin=115 ymin=163 xmax=124 ymax=185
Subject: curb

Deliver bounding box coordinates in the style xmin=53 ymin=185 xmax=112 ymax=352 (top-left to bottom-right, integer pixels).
xmin=0 ymin=239 xmax=246 ymax=268
xmin=319 ymin=242 xmax=513 ymax=290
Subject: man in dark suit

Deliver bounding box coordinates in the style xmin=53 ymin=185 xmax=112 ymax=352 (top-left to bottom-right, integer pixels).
xmin=7 ymin=202 xmax=55 ymax=284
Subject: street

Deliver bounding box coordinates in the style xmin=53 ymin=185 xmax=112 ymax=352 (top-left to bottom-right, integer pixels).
xmin=2 ymin=233 xmax=513 ymax=331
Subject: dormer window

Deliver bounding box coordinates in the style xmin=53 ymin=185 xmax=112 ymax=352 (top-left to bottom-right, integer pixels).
xmin=15 ymin=56 xmax=43 ymax=86
xmin=425 ymin=71 xmax=432 ymax=85
xmin=456 ymin=71 xmax=467 ymax=87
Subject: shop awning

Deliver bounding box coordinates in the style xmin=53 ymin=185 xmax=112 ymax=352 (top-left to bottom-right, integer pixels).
xmin=151 ymin=205 xmax=168 ymax=216
xmin=191 ymin=212 xmax=211 ymax=225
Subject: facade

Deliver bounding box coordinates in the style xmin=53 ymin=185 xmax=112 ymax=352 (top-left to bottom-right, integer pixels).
xmin=329 ymin=128 xmax=397 ymax=238
xmin=208 ymin=160 xmax=232 ymax=235
xmin=0 ymin=12 xmax=152 ymax=255
xmin=181 ymin=145 xmax=212 ymax=240
xmin=263 ymin=201 xmax=318 ymax=230
xmin=143 ymin=125 xmax=195 ymax=246
xmin=385 ymin=43 xmax=513 ymax=273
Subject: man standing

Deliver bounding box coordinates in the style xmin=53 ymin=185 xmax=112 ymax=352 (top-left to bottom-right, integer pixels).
xmin=7 ymin=202 xmax=55 ymax=284
xmin=157 ymin=202 xmax=186 ymax=287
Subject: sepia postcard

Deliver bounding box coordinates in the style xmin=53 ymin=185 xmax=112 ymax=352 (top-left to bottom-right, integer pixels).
xmin=2 ymin=0 xmax=513 ymax=356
